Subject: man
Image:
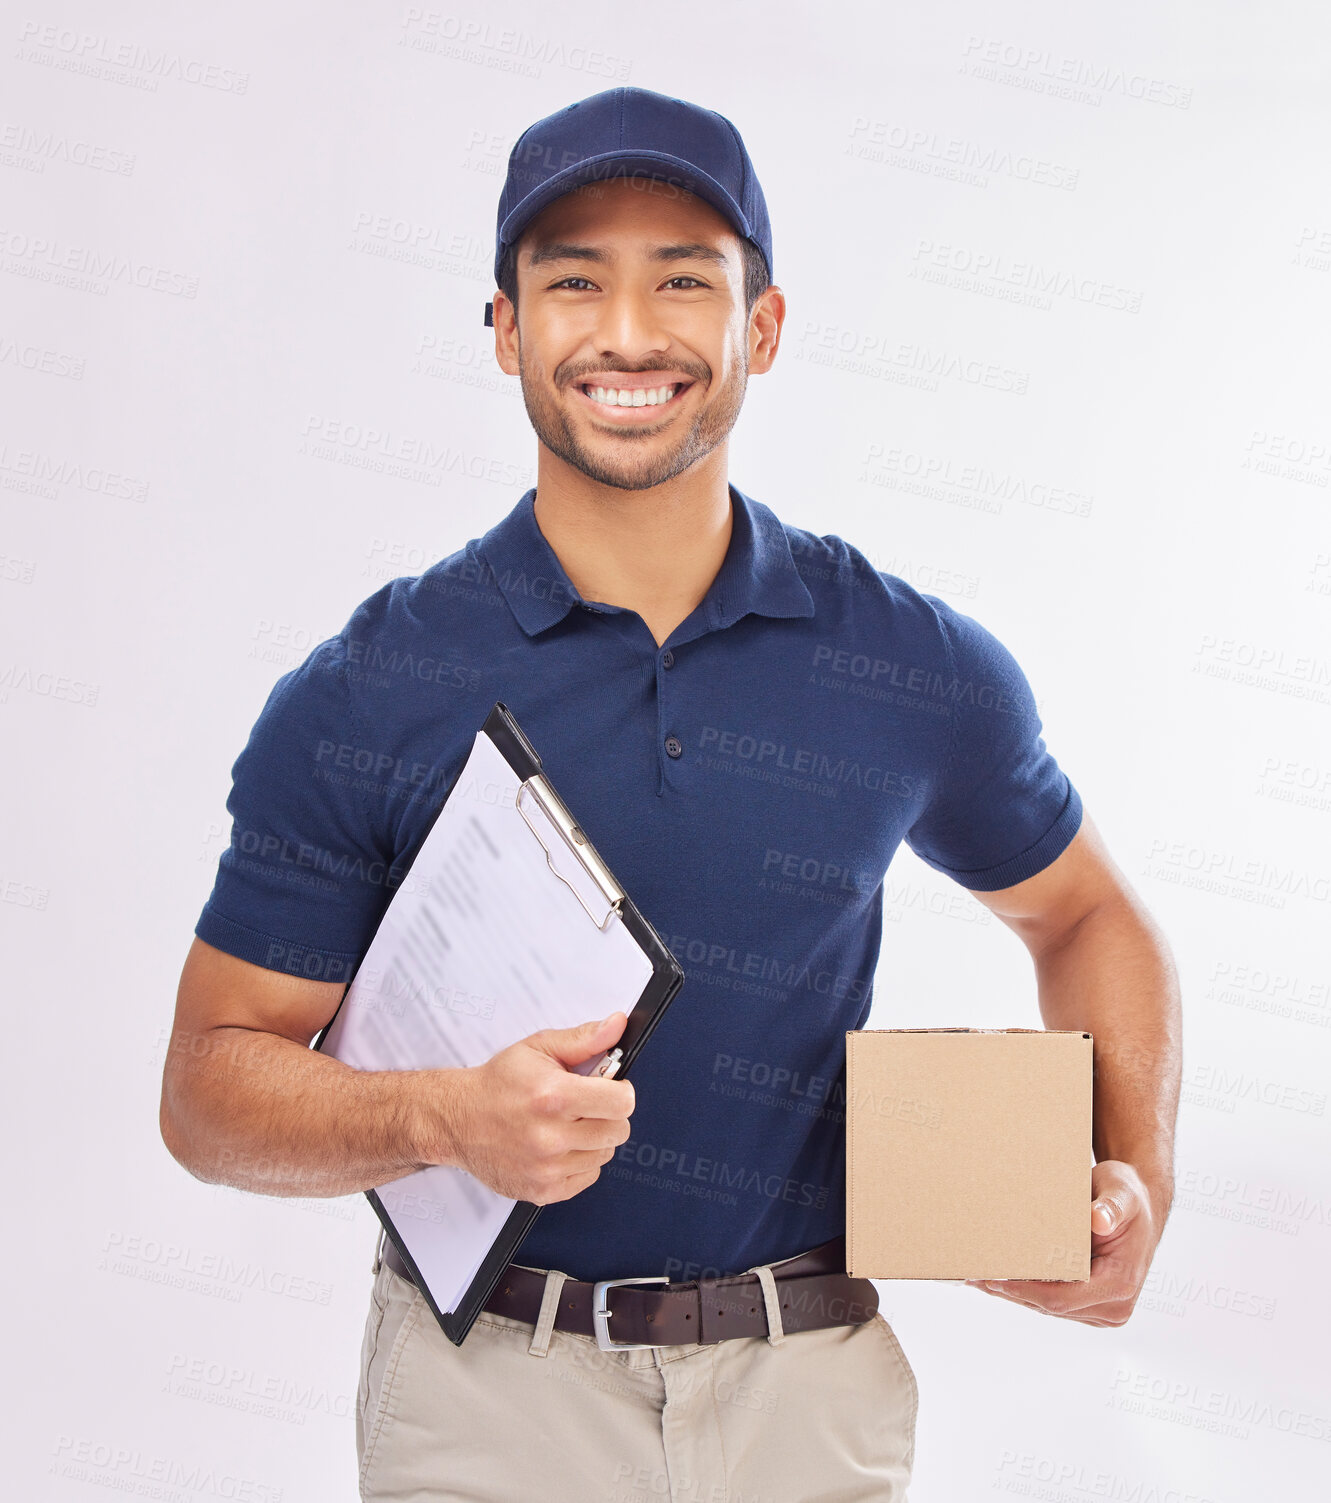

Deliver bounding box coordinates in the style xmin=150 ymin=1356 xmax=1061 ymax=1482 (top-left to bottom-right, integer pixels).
xmin=160 ymin=87 xmax=1181 ymax=1501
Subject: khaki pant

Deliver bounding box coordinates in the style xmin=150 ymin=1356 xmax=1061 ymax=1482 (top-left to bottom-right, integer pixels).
xmin=356 ymin=1240 xmax=917 ymax=1502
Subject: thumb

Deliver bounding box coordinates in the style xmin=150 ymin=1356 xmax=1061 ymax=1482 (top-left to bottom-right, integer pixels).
xmin=1091 ymin=1192 xmax=1127 ymax=1236
xmin=529 ymin=1011 xmax=626 ymax=1069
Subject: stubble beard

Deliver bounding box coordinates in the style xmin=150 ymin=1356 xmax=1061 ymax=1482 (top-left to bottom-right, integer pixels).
xmin=517 ymin=343 xmax=749 ymax=493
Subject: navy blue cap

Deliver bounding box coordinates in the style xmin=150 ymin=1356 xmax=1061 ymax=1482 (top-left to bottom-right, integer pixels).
xmin=484 ymin=86 xmax=772 ymax=326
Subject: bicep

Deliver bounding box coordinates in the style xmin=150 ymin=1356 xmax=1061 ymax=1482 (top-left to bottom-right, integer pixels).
xmin=171 ymin=935 xmax=348 ymax=1050
xmin=159 ymin=938 xmax=350 ymax=1162
xmin=904 ymin=600 xmax=1082 ymax=893
xmin=966 ymin=814 xmax=1132 ymax=957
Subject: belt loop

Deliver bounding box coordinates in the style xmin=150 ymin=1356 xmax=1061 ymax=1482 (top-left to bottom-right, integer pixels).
xmin=749 ymin=1264 xmax=787 ymax=1347
xmin=372 ymin=1225 xmax=386 ymax=1276
xmin=527 ymin=1269 xmax=571 ymax=1358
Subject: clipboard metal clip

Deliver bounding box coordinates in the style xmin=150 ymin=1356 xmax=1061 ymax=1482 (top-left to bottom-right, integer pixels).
xmin=516 ymin=775 xmax=625 ymax=932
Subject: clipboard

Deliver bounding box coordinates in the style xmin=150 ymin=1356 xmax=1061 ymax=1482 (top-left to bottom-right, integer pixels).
xmin=311 ymin=701 xmax=685 ymax=1345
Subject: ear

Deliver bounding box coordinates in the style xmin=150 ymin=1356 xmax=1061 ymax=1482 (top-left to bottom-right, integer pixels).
xmin=492 ymin=290 xmax=520 ymax=376
xmin=747 ymin=285 xmax=786 ymax=376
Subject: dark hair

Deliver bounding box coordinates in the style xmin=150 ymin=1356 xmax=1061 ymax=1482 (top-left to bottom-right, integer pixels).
xmin=496 ymin=235 xmax=770 ymax=319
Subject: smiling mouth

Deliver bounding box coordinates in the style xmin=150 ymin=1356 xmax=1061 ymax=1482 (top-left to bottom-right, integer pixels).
xmin=574 ymin=380 xmax=694 ymax=418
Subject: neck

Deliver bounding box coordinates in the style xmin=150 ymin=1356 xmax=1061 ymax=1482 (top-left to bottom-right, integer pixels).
xmin=531 ymin=448 xmax=734 ymax=648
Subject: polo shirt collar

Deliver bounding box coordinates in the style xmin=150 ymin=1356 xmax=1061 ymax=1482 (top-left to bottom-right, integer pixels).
xmin=479 ymin=484 xmax=815 ymax=639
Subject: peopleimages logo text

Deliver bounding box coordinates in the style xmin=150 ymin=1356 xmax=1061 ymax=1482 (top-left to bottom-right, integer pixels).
xmin=698 ymin=726 xmax=918 ymax=797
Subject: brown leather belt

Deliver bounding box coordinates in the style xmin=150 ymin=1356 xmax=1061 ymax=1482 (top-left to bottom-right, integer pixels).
xmin=382 ymin=1234 xmax=877 ymax=1347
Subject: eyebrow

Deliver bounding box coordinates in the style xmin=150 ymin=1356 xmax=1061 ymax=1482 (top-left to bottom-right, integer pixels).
xmin=525 ymin=241 xmax=729 ymax=271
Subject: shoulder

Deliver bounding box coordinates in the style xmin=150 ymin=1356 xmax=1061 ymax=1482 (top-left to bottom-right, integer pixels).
xmin=771 ymin=508 xmax=1037 ymax=708
xmin=322 ymin=536 xmax=505 ymax=677
xmin=776 ymin=513 xmax=979 ymax=647
xmin=340 ymin=535 xmax=502 ymax=643
xmin=259 ymin=535 xmax=499 ymax=727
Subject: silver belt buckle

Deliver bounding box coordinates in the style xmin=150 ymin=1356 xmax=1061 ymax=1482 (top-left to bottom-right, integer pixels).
xmin=591 ymin=1275 xmax=670 ymax=1351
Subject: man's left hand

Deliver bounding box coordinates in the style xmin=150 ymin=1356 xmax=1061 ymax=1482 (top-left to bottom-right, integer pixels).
xmin=964 ymin=1160 xmax=1164 ymax=1326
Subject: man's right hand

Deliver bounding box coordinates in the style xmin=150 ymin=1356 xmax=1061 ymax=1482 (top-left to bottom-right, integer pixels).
xmin=163 ymin=942 xmax=638 ymax=1204
xmin=443 ymin=1012 xmax=636 ymax=1204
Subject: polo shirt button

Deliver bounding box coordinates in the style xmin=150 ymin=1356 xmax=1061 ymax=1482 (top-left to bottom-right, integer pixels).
xmin=664 ymin=735 xmax=683 ymax=759
xmin=661 ymin=649 xmax=675 ymax=669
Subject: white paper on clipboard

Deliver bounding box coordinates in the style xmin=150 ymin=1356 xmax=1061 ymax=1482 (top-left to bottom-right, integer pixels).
xmin=317 ymin=727 xmax=654 ymax=1316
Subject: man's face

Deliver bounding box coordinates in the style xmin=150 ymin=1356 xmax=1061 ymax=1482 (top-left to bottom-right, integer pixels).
xmin=496 ymin=175 xmax=772 ymax=492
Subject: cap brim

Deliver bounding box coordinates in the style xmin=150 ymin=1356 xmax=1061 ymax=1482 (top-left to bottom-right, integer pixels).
xmin=497 ymin=150 xmax=752 ymax=268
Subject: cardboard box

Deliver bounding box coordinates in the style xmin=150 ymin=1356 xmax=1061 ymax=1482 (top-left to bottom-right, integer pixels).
xmin=846 ymin=1028 xmax=1093 ymax=1281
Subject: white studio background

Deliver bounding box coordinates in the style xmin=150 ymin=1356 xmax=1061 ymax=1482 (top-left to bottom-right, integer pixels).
xmin=3 ymin=2 xmax=1328 ymax=1499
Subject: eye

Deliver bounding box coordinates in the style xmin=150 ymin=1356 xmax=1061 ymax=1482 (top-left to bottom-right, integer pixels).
xmin=549 ymin=276 xmax=597 ymax=290
xmin=664 ymin=276 xmax=705 ymax=289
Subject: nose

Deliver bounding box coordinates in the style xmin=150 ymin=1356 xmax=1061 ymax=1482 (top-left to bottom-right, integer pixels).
xmin=591 ymin=286 xmax=672 ymax=368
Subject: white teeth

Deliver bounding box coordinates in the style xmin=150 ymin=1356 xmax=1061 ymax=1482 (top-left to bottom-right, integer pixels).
xmin=586 ymin=384 xmax=678 ymax=407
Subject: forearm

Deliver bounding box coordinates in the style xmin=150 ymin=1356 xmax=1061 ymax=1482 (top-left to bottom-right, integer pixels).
xmin=161 ymin=1024 xmax=463 ymax=1198
xmin=1033 ymin=891 xmax=1182 ymax=1219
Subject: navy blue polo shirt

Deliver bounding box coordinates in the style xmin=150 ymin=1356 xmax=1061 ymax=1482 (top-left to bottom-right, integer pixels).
xmin=196 ymin=483 xmax=1082 ymax=1282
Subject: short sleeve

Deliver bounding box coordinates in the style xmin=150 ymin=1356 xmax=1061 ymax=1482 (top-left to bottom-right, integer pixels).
xmin=905 ymin=600 xmax=1083 ymax=891
xmin=195 ymin=636 xmax=396 ymax=982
